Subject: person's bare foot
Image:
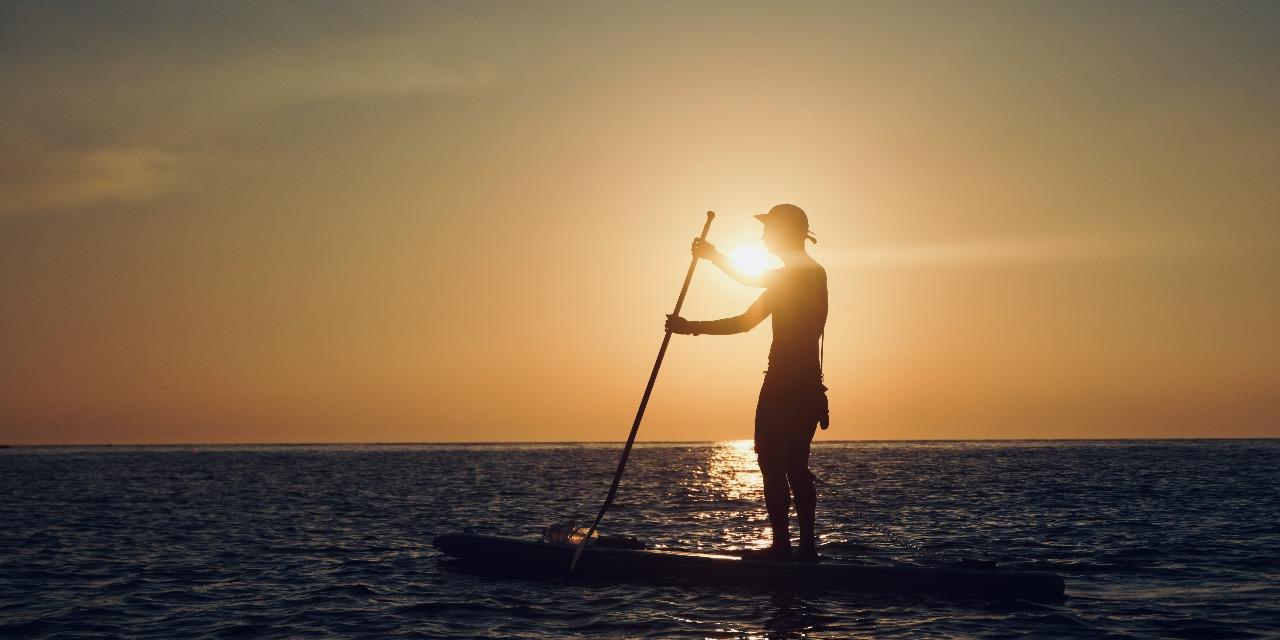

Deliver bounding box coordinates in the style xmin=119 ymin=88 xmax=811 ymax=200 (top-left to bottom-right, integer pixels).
xmin=739 ymin=545 xmax=792 ymax=562
xmin=794 ymin=545 xmax=820 ymax=564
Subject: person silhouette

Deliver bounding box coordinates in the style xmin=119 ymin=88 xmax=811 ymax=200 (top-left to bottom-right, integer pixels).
xmin=666 ymin=204 xmax=829 ymax=563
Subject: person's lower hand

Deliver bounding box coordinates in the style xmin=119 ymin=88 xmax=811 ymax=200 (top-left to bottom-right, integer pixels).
xmin=666 ymin=314 xmax=694 ymax=335
xmin=691 ymin=238 xmax=718 ymax=261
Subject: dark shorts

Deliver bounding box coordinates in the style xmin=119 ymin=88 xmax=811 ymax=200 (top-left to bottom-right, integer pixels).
xmin=754 ymin=373 xmax=820 ymax=472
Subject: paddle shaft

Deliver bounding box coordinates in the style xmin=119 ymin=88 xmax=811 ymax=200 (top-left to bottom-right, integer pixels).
xmin=570 ymin=211 xmax=715 ymax=571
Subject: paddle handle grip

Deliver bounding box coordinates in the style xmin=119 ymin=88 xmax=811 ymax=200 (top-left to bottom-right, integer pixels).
xmin=671 ymin=211 xmax=715 ymax=316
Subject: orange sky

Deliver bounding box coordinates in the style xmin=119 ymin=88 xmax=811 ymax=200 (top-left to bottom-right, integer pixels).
xmin=1 ymin=3 xmax=1278 ymax=444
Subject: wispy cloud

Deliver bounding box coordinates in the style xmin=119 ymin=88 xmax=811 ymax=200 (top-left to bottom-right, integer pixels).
xmin=825 ymin=233 xmax=1197 ymax=267
xmin=0 ymin=132 xmax=194 ymax=215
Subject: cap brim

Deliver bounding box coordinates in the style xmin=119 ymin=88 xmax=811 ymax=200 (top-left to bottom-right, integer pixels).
xmin=753 ymin=213 xmax=770 ymax=223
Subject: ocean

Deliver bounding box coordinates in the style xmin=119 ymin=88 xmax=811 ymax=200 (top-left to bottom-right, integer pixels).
xmin=2 ymin=440 xmax=1277 ymax=638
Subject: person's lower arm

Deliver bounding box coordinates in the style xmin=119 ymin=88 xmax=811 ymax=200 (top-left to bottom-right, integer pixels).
xmin=712 ymin=253 xmax=765 ymax=287
xmin=690 ymin=316 xmax=746 ymax=335
xmin=711 ymin=251 xmax=732 ymax=272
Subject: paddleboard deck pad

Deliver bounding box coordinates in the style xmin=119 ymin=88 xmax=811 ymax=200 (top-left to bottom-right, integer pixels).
xmin=433 ymin=533 xmax=1065 ymax=601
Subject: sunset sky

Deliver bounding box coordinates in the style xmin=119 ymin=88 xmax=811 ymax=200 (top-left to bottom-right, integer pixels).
xmin=2 ymin=2 xmax=1277 ymax=444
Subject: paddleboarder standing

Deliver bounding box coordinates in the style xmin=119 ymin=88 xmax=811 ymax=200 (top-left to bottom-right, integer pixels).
xmin=666 ymin=204 xmax=829 ymax=563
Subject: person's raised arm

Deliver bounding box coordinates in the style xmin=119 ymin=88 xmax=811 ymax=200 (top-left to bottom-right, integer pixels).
xmin=666 ymin=290 xmax=771 ymax=336
xmin=691 ymin=239 xmax=767 ymax=288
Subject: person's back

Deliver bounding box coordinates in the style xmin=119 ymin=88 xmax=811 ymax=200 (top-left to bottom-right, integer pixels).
xmin=763 ymin=259 xmax=827 ymax=379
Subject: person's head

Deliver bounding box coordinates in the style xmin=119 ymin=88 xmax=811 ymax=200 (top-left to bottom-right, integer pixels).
xmin=755 ymin=204 xmax=816 ymax=255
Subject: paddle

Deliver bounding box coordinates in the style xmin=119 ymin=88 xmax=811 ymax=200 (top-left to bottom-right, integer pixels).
xmin=570 ymin=210 xmax=715 ymax=571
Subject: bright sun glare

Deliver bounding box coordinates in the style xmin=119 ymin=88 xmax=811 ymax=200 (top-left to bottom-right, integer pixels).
xmin=729 ymin=245 xmax=773 ymax=277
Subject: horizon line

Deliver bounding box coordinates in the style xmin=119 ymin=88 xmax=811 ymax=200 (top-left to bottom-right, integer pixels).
xmin=3 ymin=436 xmax=1276 ymax=447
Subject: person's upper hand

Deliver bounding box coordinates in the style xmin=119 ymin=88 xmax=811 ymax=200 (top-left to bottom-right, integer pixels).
xmin=691 ymin=238 xmax=719 ymax=261
xmin=666 ymin=314 xmax=695 ymax=335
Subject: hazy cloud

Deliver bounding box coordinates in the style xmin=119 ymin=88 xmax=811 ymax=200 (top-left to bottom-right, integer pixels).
xmin=826 ymin=233 xmax=1199 ymax=267
xmin=0 ymin=131 xmax=195 ymax=215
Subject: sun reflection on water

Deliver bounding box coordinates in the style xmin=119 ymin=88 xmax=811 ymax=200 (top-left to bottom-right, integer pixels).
xmin=706 ymin=439 xmax=763 ymax=501
xmin=673 ymin=440 xmax=772 ymax=550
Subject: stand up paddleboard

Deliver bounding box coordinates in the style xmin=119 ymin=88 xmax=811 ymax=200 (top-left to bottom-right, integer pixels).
xmin=433 ymin=533 xmax=1065 ymax=602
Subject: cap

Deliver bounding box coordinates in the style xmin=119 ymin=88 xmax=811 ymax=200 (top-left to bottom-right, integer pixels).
xmin=754 ymin=203 xmax=817 ymax=243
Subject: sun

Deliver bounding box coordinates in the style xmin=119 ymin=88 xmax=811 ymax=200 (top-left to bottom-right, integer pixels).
xmin=729 ymin=245 xmax=773 ymax=277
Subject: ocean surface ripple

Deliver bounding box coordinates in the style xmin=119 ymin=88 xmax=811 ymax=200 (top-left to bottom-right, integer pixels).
xmin=2 ymin=440 xmax=1278 ymax=638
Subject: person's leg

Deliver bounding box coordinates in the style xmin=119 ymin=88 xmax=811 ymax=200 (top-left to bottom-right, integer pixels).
xmin=789 ymin=465 xmax=816 ymax=549
xmin=787 ymin=423 xmax=820 ymax=562
xmin=760 ymin=456 xmax=792 ymax=549
xmin=748 ymin=377 xmax=792 ymax=560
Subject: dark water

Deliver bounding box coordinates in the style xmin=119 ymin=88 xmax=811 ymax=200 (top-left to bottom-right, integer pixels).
xmin=2 ymin=441 xmax=1278 ymax=638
